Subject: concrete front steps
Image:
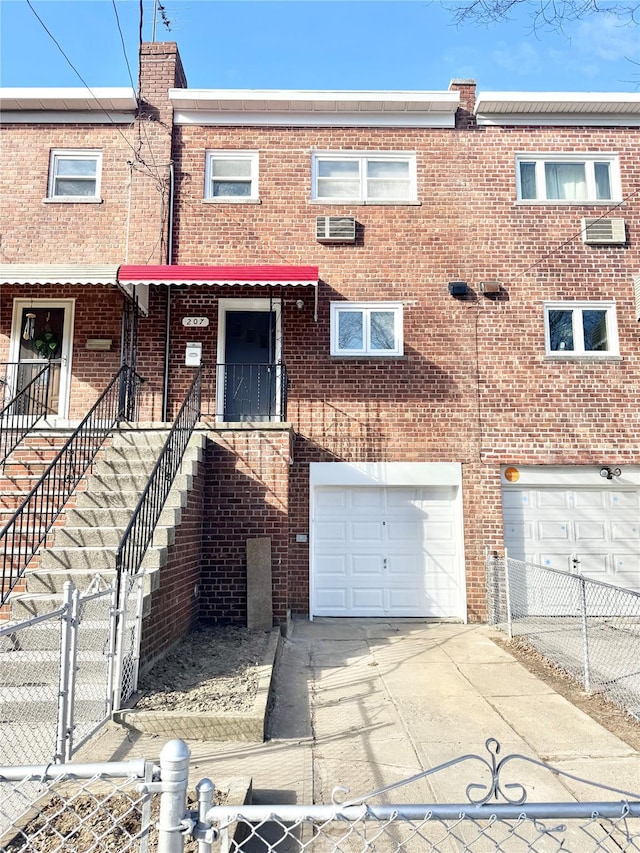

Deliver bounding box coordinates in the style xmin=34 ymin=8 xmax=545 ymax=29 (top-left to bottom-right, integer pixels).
xmin=5 ymin=427 xmax=206 ymax=623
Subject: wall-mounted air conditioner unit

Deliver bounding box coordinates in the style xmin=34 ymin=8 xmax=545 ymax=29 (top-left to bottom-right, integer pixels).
xmin=316 ymin=216 xmax=356 ymax=243
xmin=581 ymin=217 xmax=626 ymax=245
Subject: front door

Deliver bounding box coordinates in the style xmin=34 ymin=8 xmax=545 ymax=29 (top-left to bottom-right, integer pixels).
xmin=9 ymin=299 xmax=74 ymax=419
xmin=217 ymin=298 xmax=281 ymax=421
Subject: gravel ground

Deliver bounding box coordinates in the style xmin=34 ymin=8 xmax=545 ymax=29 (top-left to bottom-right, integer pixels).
xmin=134 ymin=623 xmax=272 ymax=713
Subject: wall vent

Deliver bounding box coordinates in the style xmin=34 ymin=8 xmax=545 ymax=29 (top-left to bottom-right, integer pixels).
xmin=316 ymin=216 xmax=356 ymax=243
xmin=581 ymin=217 xmax=626 ymax=245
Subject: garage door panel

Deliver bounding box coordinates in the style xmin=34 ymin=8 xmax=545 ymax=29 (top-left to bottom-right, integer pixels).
xmin=578 ymin=554 xmax=609 ymax=576
xmin=351 ymin=555 xmax=383 ymax=575
xmin=539 ymin=551 xmax=574 ymax=572
xmin=537 ymin=491 xmax=570 ymax=509
xmin=537 ymin=521 xmax=570 ymax=541
xmin=611 ymin=522 xmax=640 ymax=541
xmin=575 ymin=521 xmax=606 ymax=540
xmin=313 ymin=483 xmax=462 ymax=617
xmin=610 ymin=492 xmax=638 ymax=509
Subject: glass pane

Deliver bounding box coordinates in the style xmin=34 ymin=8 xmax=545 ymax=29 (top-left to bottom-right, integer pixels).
xmin=317 ymin=179 xmax=360 ymax=199
xmin=212 ymin=180 xmax=251 ymax=197
xmin=594 ymin=162 xmax=611 ymax=199
xmin=548 ymin=310 xmax=574 ymax=351
xmin=545 ymin=163 xmax=587 ymax=200
xmin=210 ymin=158 xmax=251 ymax=177
xmin=367 ymin=180 xmax=410 ymax=199
xmin=56 ymin=158 xmax=96 ymax=177
xmin=367 ymin=160 xmax=409 ymax=178
xmin=54 ymin=179 xmax=96 ymax=197
xmin=318 ymin=160 xmax=359 ymax=178
xmin=519 ymin=163 xmax=536 ymax=199
xmin=583 ymin=310 xmax=608 ymax=351
xmin=337 ymin=311 xmax=363 ymax=350
xmin=370 ymin=312 xmax=396 ymax=350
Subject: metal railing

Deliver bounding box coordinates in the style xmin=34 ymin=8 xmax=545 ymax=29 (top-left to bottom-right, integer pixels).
xmin=201 ymin=362 xmax=288 ymax=421
xmin=0 ymin=363 xmax=51 ymax=465
xmin=113 ymin=368 xmax=201 ymax=638
xmin=0 ymin=366 xmax=144 ymax=605
xmin=487 ymin=551 xmax=640 ymax=719
xmin=4 ymin=737 xmax=635 ymax=853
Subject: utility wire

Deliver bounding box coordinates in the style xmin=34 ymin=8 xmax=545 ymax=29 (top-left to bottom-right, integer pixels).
xmin=111 ymin=0 xmax=136 ymax=93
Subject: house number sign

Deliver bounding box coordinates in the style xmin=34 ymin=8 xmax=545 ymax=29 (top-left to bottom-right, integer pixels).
xmin=181 ymin=317 xmax=209 ymax=328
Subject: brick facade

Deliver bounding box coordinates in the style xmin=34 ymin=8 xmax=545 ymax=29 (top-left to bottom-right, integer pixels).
xmin=2 ymin=43 xmax=639 ymax=626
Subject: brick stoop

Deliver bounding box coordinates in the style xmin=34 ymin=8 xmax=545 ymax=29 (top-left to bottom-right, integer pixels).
xmin=113 ymin=627 xmax=282 ymax=742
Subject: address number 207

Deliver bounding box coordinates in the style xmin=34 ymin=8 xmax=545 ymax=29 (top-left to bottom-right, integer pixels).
xmin=181 ymin=317 xmax=210 ymax=328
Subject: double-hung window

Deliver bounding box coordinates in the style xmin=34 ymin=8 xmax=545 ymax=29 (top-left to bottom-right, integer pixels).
xmin=330 ymin=302 xmax=403 ymax=356
xmin=544 ymin=302 xmax=618 ymax=357
xmin=205 ymin=151 xmax=259 ymax=201
xmin=516 ymin=154 xmax=619 ymax=203
xmin=48 ymin=150 xmax=101 ymax=200
xmin=313 ymin=153 xmax=416 ymax=203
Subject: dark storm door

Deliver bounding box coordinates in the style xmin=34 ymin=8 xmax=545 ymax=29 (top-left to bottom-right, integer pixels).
xmin=223 ymin=310 xmax=277 ymax=421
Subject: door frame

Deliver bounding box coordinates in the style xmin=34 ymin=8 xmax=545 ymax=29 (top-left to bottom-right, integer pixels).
xmin=215 ymin=297 xmax=282 ymax=422
xmin=9 ymin=297 xmax=75 ymax=421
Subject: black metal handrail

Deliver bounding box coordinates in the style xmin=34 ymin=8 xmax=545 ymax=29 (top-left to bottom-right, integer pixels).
xmin=115 ymin=368 xmax=201 ymax=586
xmin=0 ymin=366 xmax=145 ymax=605
xmin=200 ymin=362 xmax=288 ymax=421
xmin=0 ymin=363 xmax=52 ymax=465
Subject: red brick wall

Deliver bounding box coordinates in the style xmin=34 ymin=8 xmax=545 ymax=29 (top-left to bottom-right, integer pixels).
xmin=200 ymin=429 xmax=291 ymax=623
xmin=166 ymin=117 xmax=640 ymax=621
xmin=139 ymin=464 xmax=204 ymax=669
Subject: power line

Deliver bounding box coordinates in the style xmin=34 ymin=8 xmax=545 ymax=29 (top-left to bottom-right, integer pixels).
xmin=111 ymin=0 xmax=136 ymax=93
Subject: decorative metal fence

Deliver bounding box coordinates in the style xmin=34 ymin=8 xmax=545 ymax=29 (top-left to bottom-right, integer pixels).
xmin=0 ymin=363 xmax=51 ymax=465
xmin=200 ymin=363 xmax=288 ymax=422
xmin=486 ymin=551 xmax=640 ymax=720
xmin=4 ymin=738 xmax=637 ymax=852
xmin=0 ymin=574 xmax=144 ymax=767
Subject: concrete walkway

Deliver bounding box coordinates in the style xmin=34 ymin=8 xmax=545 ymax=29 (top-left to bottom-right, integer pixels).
xmin=79 ymin=620 xmax=640 ymax=807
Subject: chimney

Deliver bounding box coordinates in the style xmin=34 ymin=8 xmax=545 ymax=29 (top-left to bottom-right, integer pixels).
xmin=449 ymin=79 xmax=477 ymax=129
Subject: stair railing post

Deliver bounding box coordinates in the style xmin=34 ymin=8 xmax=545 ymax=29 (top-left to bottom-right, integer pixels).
xmin=55 ymin=581 xmax=74 ymax=763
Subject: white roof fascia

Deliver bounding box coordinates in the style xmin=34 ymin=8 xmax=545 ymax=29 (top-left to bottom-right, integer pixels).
xmin=0 ymin=264 xmax=120 ymax=285
xmin=170 ymin=88 xmax=459 ymax=128
xmin=475 ymin=91 xmax=640 ymax=125
xmin=2 ymin=111 xmax=136 ymax=125
xmin=0 ymin=87 xmax=138 ymax=112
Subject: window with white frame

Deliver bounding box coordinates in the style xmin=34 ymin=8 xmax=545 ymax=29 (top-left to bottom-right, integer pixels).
xmin=516 ymin=154 xmax=619 ymax=203
xmin=205 ymin=151 xmax=259 ymax=200
xmin=544 ymin=302 xmax=618 ymax=356
xmin=330 ymin=302 xmax=403 ymax=356
xmin=313 ymin=153 xmax=416 ymax=203
xmin=48 ymin=150 xmax=101 ymax=200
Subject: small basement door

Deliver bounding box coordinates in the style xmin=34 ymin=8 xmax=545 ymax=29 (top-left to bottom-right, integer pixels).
xmin=312 ymin=485 xmax=463 ymax=617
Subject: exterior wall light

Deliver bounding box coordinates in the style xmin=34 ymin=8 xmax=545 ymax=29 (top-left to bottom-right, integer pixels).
xmin=448 ymin=281 xmax=468 ymax=297
xmin=296 ymin=299 xmax=305 ymax=310
xmin=599 ymin=466 xmax=621 ymax=479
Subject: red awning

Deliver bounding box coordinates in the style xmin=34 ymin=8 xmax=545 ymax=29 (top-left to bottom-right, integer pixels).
xmin=117 ymin=264 xmax=318 ymax=287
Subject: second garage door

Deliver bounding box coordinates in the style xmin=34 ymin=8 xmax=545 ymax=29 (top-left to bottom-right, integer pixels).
xmin=312 ymin=485 xmax=463 ymax=617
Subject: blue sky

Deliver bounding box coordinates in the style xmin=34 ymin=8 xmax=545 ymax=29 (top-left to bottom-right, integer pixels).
xmin=1 ymin=0 xmax=639 ymax=92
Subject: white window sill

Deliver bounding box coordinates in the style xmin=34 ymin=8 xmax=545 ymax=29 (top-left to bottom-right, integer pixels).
xmin=310 ymin=199 xmax=421 ymax=206
xmin=202 ymin=198 xmax=261 ymax=205
xmin=329 ymin=354 xmax=406 ymax=360
xmin=42 ymin=197 xmax=103 ymax=204
xmin=514 ymin=199 xmax=621 ymax=206
xmin=544 ymin=354 xmax=622 ymax=363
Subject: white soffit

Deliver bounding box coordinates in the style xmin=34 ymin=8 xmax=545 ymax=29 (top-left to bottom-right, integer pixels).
xmin=475 ymin=91 xmax=640 ymax=126
xmin=0 ymin=87 xmax=137 ymax=123
xmin=170 ymin=88 xmax=459 ymax=127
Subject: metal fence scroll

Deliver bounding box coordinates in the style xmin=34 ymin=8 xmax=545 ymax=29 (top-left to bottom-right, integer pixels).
xmin=486 ymin=550 xmax=640 ymax=720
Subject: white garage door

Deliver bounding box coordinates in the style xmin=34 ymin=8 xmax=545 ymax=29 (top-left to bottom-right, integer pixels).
xmin=503 ymin=485 xmax=640 ymax=592
xmin=312 ymin=485 xmax=462 ymax=617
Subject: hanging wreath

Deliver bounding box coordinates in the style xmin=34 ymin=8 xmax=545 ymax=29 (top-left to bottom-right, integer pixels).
xmin=34 ymin=328 xmax=60 ymax=358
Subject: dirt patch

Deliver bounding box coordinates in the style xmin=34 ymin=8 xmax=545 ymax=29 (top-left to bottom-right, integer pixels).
xmin=134 ymin=623 xmax=272 ymax=714
xmin=493 ymin=634 xmax=640 ymax=751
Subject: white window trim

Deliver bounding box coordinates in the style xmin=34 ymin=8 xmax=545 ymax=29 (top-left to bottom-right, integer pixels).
xmin=312 ymin=151 xmax=417 ymax=204
xmin=47 ymin=149 xmax=102 ymax=201
xmin=330 ymin=301 xmax=404 ymax=357
xmin=515 ymin=153 xmax=621 ymax=204
xmin=204 ymin=150 xmax=259 ymax=202
xmin=544 ymin=300 xmax=619 ymax=357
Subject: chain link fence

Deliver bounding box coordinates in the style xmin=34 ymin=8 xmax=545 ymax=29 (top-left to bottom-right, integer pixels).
xmin=486 ymin=552 xmax=640 ymax=719
xmin=0 ymin=574 xmax=145 ymax=766
xmin=1 ymin=738 xmax=639 ymax=852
